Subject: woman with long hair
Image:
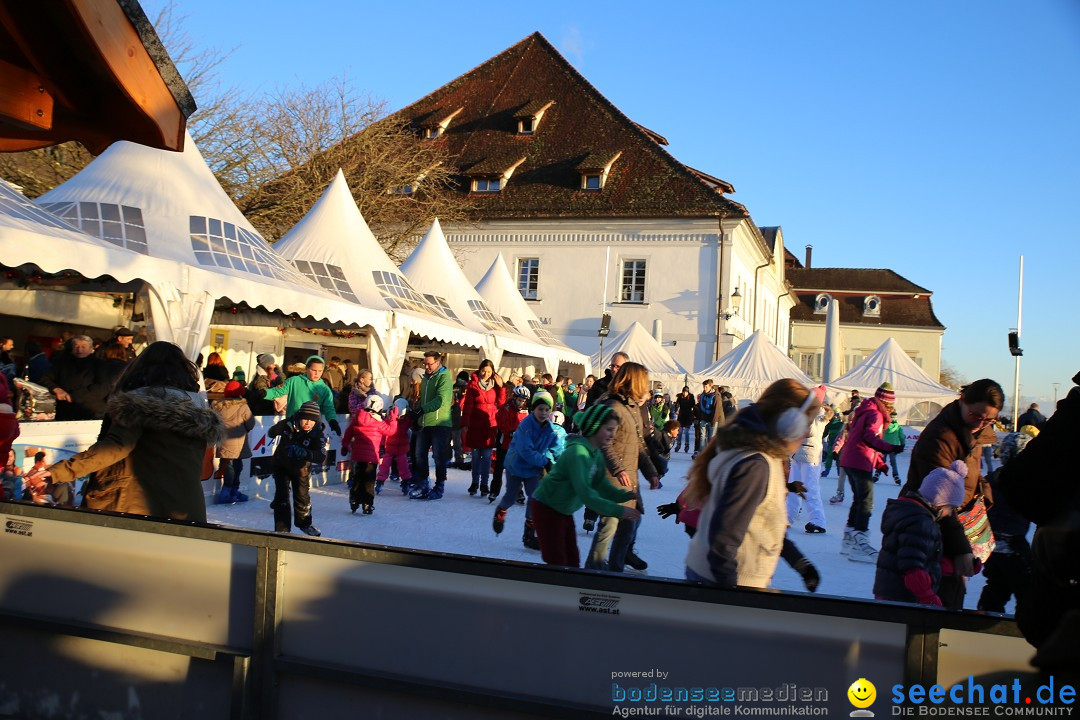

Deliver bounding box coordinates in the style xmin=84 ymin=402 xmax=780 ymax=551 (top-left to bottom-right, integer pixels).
xmin=45 ymin=341 xmax=225 ymax=522
xmin=584 ymin=361 xmax=659 ymax=573
xmin=462 ymin=359 xmax=505 ymax=496
xmin=684 ymin=379 xmax=823 ymax=588
xmin=203 ymin=351 xmax=230 ymax=382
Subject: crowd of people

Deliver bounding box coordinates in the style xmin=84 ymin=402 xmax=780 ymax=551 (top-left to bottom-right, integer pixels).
xmin=3 ymin=328 xmax=1079 ymax=664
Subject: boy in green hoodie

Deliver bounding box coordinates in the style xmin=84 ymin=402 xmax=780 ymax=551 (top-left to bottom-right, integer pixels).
xmin=530 ymin=404 xmax=643 ymax=567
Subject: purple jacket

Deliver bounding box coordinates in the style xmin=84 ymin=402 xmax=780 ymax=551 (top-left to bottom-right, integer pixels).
xmin=839 ymin=397 xmax=896 ymax=472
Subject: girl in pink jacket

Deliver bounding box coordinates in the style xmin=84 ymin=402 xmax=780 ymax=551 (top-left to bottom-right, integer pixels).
xmin=341 ymin=396 xmax=398 ymax=515
xmin=378 ymin=398 xmax=413 ymax=493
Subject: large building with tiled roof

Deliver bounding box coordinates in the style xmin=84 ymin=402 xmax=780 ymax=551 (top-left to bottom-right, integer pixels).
xmin=391 ymin=32 xmax=793 ymax=373
xmin=786 ymin=267 xmax=946 ymax=382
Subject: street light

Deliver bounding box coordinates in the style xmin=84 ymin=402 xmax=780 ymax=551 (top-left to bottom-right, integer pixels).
xmin=1053 ymin=382 xmax=1061 ymax=405
xmin=721 ymin=286 xmax=742 ymax=321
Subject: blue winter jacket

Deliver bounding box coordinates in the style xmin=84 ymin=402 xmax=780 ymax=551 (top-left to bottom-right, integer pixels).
xmin=505 ymin=414 xmax=559 ymax=479
xmin=872 ymin=494 xmax=942 ymax=603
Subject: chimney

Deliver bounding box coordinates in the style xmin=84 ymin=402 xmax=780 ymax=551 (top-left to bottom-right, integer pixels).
xmin=804 ymin=244 xmax=813 ymax=269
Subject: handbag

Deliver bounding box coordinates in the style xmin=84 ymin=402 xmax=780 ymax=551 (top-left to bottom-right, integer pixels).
xmin=958 ymin=495 xmax=996 ymax=562
xmin=201 ymin=444 xmax=216 ymax=482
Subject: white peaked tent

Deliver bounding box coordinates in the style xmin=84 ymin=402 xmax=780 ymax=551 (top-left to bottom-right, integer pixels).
xmin=827 ymin=337 xmax=957 ymax=422
xmin=37 ymin=135 xmax=388 ymax=358
xmin=401 ymin=219 xmax=554 ymax=369
xmin=591 ymin=321 xmax=689 ymax=392
xmin=693 ymin=330 xmax=813 ymax=403
xmin=473 ymin=253 xmax=591 ymax=374
xmin=274 ymin=172 xmax=489 ymax=390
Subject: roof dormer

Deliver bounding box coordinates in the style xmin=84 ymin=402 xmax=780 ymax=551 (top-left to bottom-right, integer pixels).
xmin=577 ymin=150 xmax=621 ymax=191
xmin=467 ymin=155 xmax=527 ymax=193
xmin=863 ymin=295 xmax=882 ymax=317
xmin=422 ymin=107 xmax=464 ymax=139
xmin=813 ymin=293 xmax=831 ymax=314
xmin=513 ymin=100 xmax=554 ymax=135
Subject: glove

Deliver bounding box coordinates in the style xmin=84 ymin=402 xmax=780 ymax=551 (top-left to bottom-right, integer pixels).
xmin=903 ymin=569 xmax=943 ymax=607
xmin=792 ymin=558 xmax=820 ymax=593
xmin=340 ymin=446 xmax=349 ymax=456
xmin=328 ymin=419 xmax=341 ymax=436
xmin=786 ymin=480 xmax=807 ymax=498
xmin=891 ymin=444 xmax=904 ymax=454
xmin=657 ymin=502 xmax=679 ymax=521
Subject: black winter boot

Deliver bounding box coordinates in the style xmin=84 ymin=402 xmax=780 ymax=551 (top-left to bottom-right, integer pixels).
xmin=522 ymin=519 xmax=540 ymax=550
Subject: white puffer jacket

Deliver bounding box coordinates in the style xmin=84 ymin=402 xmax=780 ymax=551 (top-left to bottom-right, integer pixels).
xmin=792 ymin=410 xmax=829 ymax=465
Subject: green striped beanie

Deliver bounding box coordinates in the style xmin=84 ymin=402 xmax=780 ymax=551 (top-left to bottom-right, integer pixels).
xmin=575 ymin=404 xmax=617 ymax=437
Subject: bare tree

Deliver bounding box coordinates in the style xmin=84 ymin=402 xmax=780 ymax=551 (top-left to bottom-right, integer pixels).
xmin=939 ymin=361 xmax=965 ymax=390
xmin=219 ymin=77 xmax=473 ymax=257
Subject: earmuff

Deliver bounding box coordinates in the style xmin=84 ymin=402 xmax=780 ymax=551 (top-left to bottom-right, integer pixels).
xmin=774 ymin=385 xmax=827 ymax=441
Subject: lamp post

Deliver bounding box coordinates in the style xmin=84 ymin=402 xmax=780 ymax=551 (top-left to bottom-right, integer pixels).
xmin=1011 ymin=256 xmax=1024 ymax=432
xmin=1053 ymin=382 xmax=1061 ymax=406
xmin=720 ymin=286 xmax=742 ymax=322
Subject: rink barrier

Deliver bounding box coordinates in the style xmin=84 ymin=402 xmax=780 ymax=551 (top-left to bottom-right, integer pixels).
xmin=0 ymin=500 xmax=1030 ymax=719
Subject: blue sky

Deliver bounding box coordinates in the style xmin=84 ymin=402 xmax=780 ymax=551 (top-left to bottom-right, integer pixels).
xmin=153 ymin=0 xmax=1080 ymax=409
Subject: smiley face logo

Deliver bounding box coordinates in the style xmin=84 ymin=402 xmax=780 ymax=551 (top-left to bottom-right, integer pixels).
xmin=847 ymin=678 xmax=876 ymax=709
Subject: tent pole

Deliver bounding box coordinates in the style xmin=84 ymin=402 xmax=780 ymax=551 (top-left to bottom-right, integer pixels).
xmin=1012 ymin=256 xmax=1023 ymax=431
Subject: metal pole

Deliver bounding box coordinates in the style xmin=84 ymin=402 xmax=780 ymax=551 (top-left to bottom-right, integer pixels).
xmin=599 ymin=246 xmax=610 ymax=361
xmin=1012 ymin=256 xmax=1023 ymax=431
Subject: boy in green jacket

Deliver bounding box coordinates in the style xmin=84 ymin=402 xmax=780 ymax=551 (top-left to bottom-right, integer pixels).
xmin=409 ymin=350 xmax=454 ymax=500
xmin=530 ymin=404 xmax=642 ymax=567
xmin=878 ymin=410 xmax=906 ymax=484
xmin=262 ymin=355 xmax=340 ymax=436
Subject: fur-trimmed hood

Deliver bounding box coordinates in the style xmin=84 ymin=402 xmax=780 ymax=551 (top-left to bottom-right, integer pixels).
xmin=107 ymin=387 xmax=226 ymax=445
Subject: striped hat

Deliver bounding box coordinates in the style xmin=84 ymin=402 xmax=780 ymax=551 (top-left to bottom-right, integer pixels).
xmin=574 ymin=404 xmax=617 ymax=437
xmin=531 ymin=390 xmax=554 ymax=410
xmin=875 ymin=382 xmax=895 ymax=405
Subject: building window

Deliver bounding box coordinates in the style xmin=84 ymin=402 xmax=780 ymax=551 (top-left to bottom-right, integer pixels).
xmin=864 ymin=295 xmax=881 ymax=317
xmin=582 ymin=174 xmax=602 ymax=190
xmin=798 ymin=352 xmax=823 ymax=380
xmin=424 ymin=127 xmax=441 ymax=139
xmin=517 ymin=257 xmax=539 ymax=300
xmin=814 ymin=293 xmax=831 ymax=314
xmin=517 ymin=117 xmax=534 ymax=134
xmin=473 ymin=178 xmax=501 ymax=193
xmin=845 ymin=353 xmax=866 ymax=373
xmin=620 ymin=259 xmax=647 ymax=303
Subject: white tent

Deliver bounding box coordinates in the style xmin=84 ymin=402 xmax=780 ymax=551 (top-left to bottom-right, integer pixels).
xmin=401 ymin=219 xmax=555 ymax=370
xmin=827 ymin=337 xmax=957 ymax=423
xmin=37 ymin=136 xmax=389 ymax=358
xmin=473 ymin=253 xmax=591 ymax=374
xmin=692 ymin=330 xmax=813 ymax=403
xmin=591 ymin=321 xmax=689 ymax=392
xmin=273 ymin=171 xmax=490 ymax=390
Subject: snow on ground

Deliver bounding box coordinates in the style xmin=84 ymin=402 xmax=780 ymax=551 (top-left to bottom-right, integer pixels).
xmin=207 ymin=448 xmax=1001 ymax=611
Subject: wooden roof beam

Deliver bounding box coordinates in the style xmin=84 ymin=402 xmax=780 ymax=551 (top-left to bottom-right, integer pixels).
xmin=0 ymin=58 xmax=54 ymax=131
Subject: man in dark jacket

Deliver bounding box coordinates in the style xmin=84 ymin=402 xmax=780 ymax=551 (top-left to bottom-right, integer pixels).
xmin=41 ymin=335 xmax=108 ymax=420
xmin=1017 ymin=403 xmax=1047 ymax=429
xmin=585 ymin=351 xmax=628 ymax=409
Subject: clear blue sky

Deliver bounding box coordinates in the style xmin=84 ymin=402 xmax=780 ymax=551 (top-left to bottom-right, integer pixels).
xmin=151 ymin=0 xmax=1080 ymax=409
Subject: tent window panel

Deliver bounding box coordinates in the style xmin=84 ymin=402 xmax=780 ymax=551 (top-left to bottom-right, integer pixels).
xmin=340 ymin=289 xmax=358 ymax=303
xmin=294 ymin=260 xmax=311 ymax=274
xmin=240 ymin=243 xmax=254 ymax=259
xmin=214 ymin=254 xmax=231 ymax=268
xmin=79 ymin=202 xmax=98 ymax=220
xmin=528 ymin=319 xmax=557 ymax=343
xmin=194 ymin=251 xmax=213 ymax=265
xmin=328 ymin=265 xmax=347 ymax=281
xmin=101 ymin=221 xmax=123 ymax=240
xmin=208 ymin=218 xmax=222 ymax=236
xmin=229 ymin=257 xmax=245 ymax=271
xmin=100 ymin=204 xmax=121 ymax=222
xmin=223 ymin=223 xmax=236 ymax=240
xmin=190 ymin=216 xmax=206 ymax=234
xmin=78 ymin=218 xmax=101 ymax=236
xmin=122 ymin=206 xmax=143 ymax=226
xmin=225 ymin=240 xmax=240 ymax=256
xmin=191 ymin=233 xmax=209 ymax=251
xmin=244 ymin=260 xmax=260 ymax=274
xmin=126 ymin=224 xmax=147 ymax=245
xmin=102 ymin=236 xmax=123 ymax=248
xmin=209 ymin=235 xmax=225 ymax=254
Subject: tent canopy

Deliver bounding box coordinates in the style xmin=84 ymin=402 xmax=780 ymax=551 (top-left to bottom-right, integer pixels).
xmin=827 ymin=338 xmax=957 ymax=422
xmin=591 ymin=321 xmax=688 ymax=392
xmin=473 ymin=253 xmax=590 ymax=372
xmin=401 ymin=219 xmax=557 ymax=367
xmin=36 ymin=135 xmax=388 ymax=354
xmin=274 ymin=171 xmax=486 ymax=350
xmin=692 ymin=330 xmax=813 ymax=403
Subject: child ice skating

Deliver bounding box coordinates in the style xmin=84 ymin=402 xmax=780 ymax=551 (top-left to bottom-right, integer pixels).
xmin=210 ymin=380 xmax=255 ymax=504
xmin=873 ymin=460 xmax=967 ymax=606
xmin=490 ymin=386 xmax=530 ymax=503
xmin=268 ymin=401 xmax=328 ymax=536
xmin=341 ymin=395 xmax=399 ymax=515
xmin=531 ymin=405 xmax=640 ymax=567
xmin=787 ymin=404 xmax=831 ymax=533
xmin=377 ymin=398 xmax=413 ymax=495
xmin=493 ymin=389 xmax=559 ymax=549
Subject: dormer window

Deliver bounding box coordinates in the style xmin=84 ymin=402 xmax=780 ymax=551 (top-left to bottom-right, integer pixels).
xmin=422 ymin=107 xmax=464 ymax=140
xmin=577 ymin=150 xmax=622 ymax=191
xmin=473 ymin=178 xmax=501 ymax=193
xmin=468 ymin=155 xmax=526 ymax=194
xmin=389 ymin=184 xmax=413 ymax=196
xmin=813 ymin=293 xmax=832 ymax=314
xmin=864 ymin=295 xmax=881 ymax=317
xmin=514 ymin=100 xmax=554 ymax=135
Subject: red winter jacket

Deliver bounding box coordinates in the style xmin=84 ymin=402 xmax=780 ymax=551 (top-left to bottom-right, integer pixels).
xmin=342 ymin=407 xmax=398 ymax=464
xmin=385 ymin=412 xmax=412 ymax=455
xmin=839 ymin=397 xmax=896 ymax=472
xmin=0 ymin=408 xmax=19 ymax=467
xmin=496 ymin=405 xmax=527 ymax=451
xmin=463 ymin=373 xmax=506 ymax=450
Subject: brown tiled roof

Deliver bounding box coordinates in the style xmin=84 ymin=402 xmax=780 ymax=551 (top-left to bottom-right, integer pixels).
xmin=513 ymin=100 xmax=553 ymax=118
xmin=576 ymin=151 xmax=621 ymax=172
xmin=790 ymin=293 xmax=945 ymax=329
xmin=786 ymin=268 xmax=931 ymax=295
xmin=466 ymin=154 xmax=527 ymax=177
xmin=387 ymin=32 xmax=747 ymax=220
xmin=784 ymin=247 xmax=803 ymax=269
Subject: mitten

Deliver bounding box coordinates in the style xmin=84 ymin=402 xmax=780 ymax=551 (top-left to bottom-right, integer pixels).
xmin=786 ymin=480 xmax=807 ymax=498
xmin=891 ymin=444 xmax=904 ymax=454
xmin=903 ymin=569 xmax=943 ymax=607
xmin=328 ymin=419 xmax=342 ymax=436
xmin=792 ymin=557 xmax=820 ymax=592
